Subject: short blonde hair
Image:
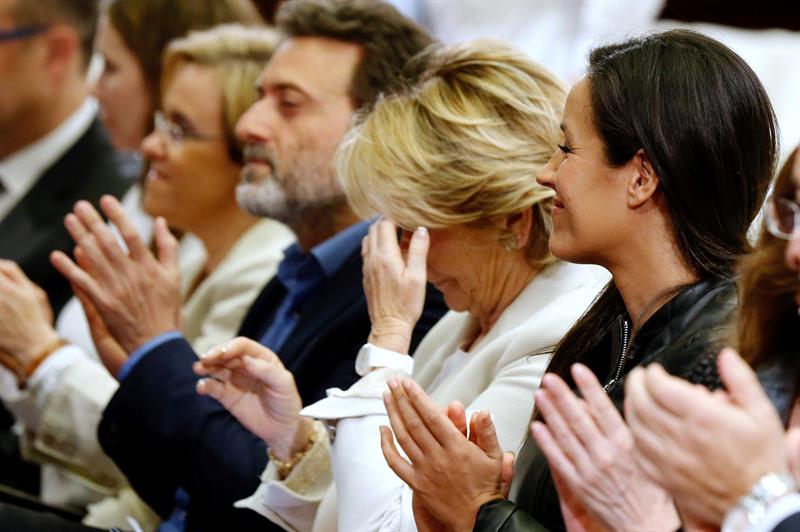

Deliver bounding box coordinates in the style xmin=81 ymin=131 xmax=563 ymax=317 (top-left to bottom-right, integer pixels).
xmin=337 ymin=40 xmax=566 ymax=265
xmin=161 ymin=24 xmax=280 ymax=160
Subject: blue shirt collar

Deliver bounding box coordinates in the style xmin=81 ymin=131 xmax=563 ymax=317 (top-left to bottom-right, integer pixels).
xmin=310 ymin=219 xmax=370 ymax=279
xmin=276 ymin=219 xmax=371 ymax=290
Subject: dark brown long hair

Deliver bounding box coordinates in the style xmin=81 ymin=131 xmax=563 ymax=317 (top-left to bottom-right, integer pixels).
xmin=735 ymin=148 xmax=800 ymax=369
xmin=543 ymin=30 xmax=778 ymax=389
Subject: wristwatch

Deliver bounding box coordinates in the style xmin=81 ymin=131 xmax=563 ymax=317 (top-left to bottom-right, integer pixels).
xmin=724 ymin=472 xmax=799 ymax=531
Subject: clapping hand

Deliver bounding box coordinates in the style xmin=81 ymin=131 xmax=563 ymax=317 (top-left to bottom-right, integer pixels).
xmin=50 ymin=196 xmax=181 ymax=365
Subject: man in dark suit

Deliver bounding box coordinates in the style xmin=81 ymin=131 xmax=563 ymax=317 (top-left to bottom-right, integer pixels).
xmin=0 ymin=0 xmax=136 ymax=316
xmin=0 ymin=0 xmax=134 ymax=496
xmin=52 ymin=1 xmax=442 ymax=529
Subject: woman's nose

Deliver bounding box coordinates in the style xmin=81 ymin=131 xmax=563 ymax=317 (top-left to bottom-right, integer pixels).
xmin=785 ymin=231 xmax=800 ymax=272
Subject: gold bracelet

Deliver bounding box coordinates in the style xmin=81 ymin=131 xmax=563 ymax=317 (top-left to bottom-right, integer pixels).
xmin=267 ymin=426 xmax=318 ymax=479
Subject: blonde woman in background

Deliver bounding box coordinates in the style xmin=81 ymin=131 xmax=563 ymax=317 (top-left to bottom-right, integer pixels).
xmin=0 ymin=25 xmax=293 ymax=529
xmin=196 ymin=40 xmax=609 ymax=531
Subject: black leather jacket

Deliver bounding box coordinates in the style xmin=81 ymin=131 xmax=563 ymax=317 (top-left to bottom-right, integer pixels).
xmin=474 ymin=277 xmax=736 ymax=532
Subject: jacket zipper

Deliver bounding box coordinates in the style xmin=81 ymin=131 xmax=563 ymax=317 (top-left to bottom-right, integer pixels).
xmin=603 ymin=318 xmax=630 ymax=392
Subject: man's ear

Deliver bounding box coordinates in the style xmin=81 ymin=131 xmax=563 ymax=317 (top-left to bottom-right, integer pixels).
xmin=626 ymin=148 xmax=660 ymax=209
xmin=43 ymin=25 xmax=80 ymax=83
xmin=492 ymin=208 xmax=533 ymax=250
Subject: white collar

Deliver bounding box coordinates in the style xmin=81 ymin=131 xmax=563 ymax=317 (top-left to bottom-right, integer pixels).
xmin=0 ymin=97 xmax=98 ymax=197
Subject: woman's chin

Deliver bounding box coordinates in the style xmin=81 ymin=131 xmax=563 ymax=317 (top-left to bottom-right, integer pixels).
xmin=440 ymin=290 xmax=469 ymax=314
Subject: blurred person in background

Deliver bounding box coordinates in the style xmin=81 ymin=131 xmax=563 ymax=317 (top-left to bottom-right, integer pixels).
xmin=0 ymin=0 xmax=135 ymax=498
xmin=0 ymin=20 xmax=291 ymax=532
xmin=0 ymin=0 xmax=264 ymax=519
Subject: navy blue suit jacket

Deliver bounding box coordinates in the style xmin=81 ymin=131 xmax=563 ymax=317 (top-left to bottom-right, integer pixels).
xmin=98 ymin=246 xmax=447 ymax=531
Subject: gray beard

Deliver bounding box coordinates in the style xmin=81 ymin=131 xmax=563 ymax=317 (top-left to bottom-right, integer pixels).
xmin=236 ymin=177 xmax=347 ymax=228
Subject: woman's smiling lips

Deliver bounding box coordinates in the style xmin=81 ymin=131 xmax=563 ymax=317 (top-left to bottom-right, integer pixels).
xmin=552 ymin=196 xmax=565 ymax=213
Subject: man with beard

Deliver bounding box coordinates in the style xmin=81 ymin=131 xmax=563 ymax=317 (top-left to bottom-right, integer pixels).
xmin=48 ymin=1 xmax=444 ymax=530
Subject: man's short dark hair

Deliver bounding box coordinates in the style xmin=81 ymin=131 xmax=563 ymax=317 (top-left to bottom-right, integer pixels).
xmin=276 ymin=0 xmax=435 ymax=109
xmin=10 ymin=0 xmax=99 ymax=69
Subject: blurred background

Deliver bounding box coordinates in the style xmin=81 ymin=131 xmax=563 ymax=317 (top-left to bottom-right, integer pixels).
xmin=385 ymin=0 xmax=800 ymax=167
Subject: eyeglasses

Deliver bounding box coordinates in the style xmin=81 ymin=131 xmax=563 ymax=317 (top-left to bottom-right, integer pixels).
xmin=765 ymin=195 xmax=800 ymax=240
xmin=0 ymin=25 xmax=49 ymax=43
xmin=153 ymin=111 xmax=221 ymax=145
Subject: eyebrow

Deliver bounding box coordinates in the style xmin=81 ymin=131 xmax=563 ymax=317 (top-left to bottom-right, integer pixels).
xmin=256 ymin=79 xmax=312 ymax=100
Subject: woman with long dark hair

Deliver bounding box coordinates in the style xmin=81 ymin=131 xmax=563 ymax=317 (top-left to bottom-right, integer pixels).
xmin=378 ymin=29 xmax=779 ymax=531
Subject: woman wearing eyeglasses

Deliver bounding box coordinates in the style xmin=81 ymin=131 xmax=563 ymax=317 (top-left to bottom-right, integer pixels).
xmin=136 ymin=26 xmax=293 ymax=354
xmin=0 ymin=25 xmax=293 ymax=529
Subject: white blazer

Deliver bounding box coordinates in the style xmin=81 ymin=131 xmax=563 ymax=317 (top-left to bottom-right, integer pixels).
xmin=237 ymin=261 xmax=610 ymax=531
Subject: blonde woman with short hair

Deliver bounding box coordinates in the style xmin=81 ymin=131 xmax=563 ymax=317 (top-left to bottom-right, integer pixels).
xmin=196 ymin=40 xmax=609 ymax=531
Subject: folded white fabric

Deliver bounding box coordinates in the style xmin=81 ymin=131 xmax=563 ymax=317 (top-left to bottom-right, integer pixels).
xmin=300 ymin=343 xmax=413 ymax=420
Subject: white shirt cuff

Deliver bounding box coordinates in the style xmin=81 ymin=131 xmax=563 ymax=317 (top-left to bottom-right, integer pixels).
xmin=0 ymin=345 xmax=84 ymax=432
xmin=301 ymin=344 xmax=413 ymax=420
xmin=354 ymin=343 xmax=413 ymax=376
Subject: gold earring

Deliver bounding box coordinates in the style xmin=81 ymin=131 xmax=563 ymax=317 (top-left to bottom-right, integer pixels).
xmin=499 ymin=234 xmax=517 ymax=252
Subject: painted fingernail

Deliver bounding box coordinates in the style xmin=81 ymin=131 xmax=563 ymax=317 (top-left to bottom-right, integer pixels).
xmin=387 ymin=379 xmax=398 ymax=390
xmin=415 ymin=227 xmax=428 ymax=238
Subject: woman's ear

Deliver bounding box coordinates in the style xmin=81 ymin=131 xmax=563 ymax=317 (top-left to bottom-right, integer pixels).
xmin=493 ymin=208 xmax=533 ymax=250
xmin=626 ymin=149 xmax=660 ymax=209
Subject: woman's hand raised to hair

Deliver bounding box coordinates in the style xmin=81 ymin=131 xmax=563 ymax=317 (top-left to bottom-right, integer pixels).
xmin=362 ymin=219 xmax=429 ymax=353
xmin=380 ymin=378 xmax=514 ymax=531
xmin=531 ymin=365 xmax=680 ymax=532
xmin=194 ymin=337 xmax=312 ymax=461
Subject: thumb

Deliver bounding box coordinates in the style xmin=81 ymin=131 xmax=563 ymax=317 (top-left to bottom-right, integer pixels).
xmin=717 ymin=348 xmax=771 ymax=414
xmin=405 ymin=227 xmax=429 ymax=276
xmin=154 ymin=217 xmax=178 ymax=270
xmin=500 ymin=451 xmax=515 ymax=499
xmin=473 ymin=410 xmax=503 ymax=459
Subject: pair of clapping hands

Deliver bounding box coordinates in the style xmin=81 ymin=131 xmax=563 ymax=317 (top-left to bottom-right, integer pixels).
xmin=376 ymin=349 xmax=800 ymax=532
xmin=0 ymin=196 xmax=179 ymax=384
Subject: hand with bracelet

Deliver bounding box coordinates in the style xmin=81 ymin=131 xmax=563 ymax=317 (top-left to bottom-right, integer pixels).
xmin=625 ymin=349 xmax=800 ymax=529
xmin=0 ymin=259 xmax=67 ymax=387
xmin=193 ymin=337 xmax=315 ymax=475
